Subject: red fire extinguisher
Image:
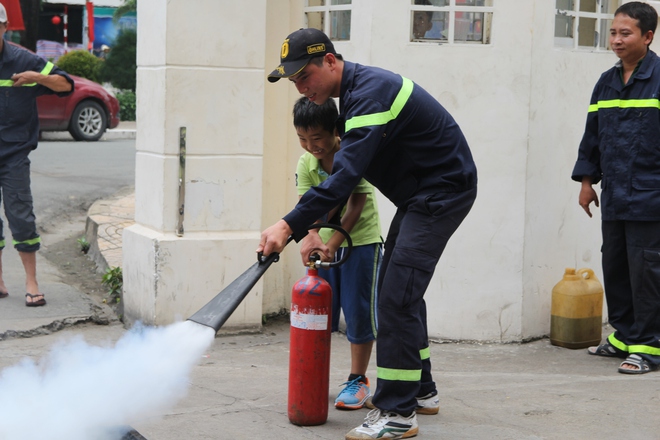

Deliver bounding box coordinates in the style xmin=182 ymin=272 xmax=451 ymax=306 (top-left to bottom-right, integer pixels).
xmin=288 ymin=224 xmax=353 ymax=426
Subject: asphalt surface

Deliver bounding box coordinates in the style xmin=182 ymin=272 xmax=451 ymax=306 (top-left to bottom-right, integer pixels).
xmin=1 ymin=123 xmax=659 ymax=440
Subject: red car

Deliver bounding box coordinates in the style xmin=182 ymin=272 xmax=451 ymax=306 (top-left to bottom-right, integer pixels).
xmin=9 ymin=42 xmax=121 ymax=142
xmin=37 ymin=74 xmax=120 ymax=142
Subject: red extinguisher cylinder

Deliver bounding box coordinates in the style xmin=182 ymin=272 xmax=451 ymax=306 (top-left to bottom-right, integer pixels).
xmin=288 ymin=267 xmax=333 ymax=426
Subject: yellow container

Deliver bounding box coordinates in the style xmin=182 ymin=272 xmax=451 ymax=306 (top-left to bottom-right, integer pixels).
xmin=550 ymin=268 xmax=604 ymax=349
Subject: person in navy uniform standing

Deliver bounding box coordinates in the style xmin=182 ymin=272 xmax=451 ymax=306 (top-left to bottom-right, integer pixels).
xmin=0 ymin=3 xmax=73 ymax=307
xmin=258 ymin=28 xmax=477 ymax=439
xmin=573 ymin=1 xmax=660 ymax=375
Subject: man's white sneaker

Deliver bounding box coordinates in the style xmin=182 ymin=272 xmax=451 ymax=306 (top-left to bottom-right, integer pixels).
xmin=415 ymin=391 xmax=440 ymax=415
xmin=345 ymin=409 xmax=419 ymax=439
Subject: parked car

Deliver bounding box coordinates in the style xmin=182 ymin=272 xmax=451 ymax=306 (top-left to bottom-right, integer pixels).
xmin=10 ymin=43 xmax=120 ymax=142
xmin=37 ymin=74 xmax=120 ymax=142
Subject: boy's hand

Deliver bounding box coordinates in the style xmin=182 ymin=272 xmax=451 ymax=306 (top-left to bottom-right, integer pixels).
xmin=579 ymin=180 xmax=599 ymax=218
xmin=300 ymin=231 xmax=331 ymax=265
xmin=257 ymin=220 xmax=293 ymax=256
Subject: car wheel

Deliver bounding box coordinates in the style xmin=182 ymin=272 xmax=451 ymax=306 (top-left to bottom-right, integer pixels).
xmin=68 ymin=100 xmax=107 ymax=142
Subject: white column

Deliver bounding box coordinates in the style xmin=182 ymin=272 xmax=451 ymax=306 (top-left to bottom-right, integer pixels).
xmin=123 ymin=0 xmax=268 ymax=330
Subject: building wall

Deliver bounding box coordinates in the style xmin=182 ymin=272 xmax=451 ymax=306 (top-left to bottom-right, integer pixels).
xmin=260 ymin=0 xmax=635 ymax=341
xmin=127 ymin=0 xmax=657 ymax=341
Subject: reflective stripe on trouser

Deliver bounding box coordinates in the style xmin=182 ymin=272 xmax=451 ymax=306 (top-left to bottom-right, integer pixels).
xmin=372 ymin=188 xmax=476 ymax=415
xmin=602 ymin=221 xmax=660 ymax=367
xmin=0 ymin=156 xmax=41 ymax=252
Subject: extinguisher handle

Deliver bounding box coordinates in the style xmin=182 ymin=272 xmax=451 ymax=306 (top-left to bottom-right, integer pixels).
xmin=257 ymin=235 xmax=294 ymax=264
xmin=306 ymin=223 xmax=353 ymax=268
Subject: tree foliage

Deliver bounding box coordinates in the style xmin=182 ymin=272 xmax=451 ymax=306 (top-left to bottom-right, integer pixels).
xmin=100 ymin=29 xmax=136 ymax=91
xmin=113 ymin=0 xmax=136 ymax=24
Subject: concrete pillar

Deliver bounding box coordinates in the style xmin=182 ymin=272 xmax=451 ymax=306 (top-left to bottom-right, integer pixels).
xmin=122 ymin=0 xmax=268 ymax=330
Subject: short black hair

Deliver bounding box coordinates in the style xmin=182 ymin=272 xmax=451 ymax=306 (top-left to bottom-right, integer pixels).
xmin=292 ymin=96 xmax=338 ymax=133
xmin=414 ymin=0 xmax=434 ymax=22
xmin=615 ymin=1 xmax=658 ymax=36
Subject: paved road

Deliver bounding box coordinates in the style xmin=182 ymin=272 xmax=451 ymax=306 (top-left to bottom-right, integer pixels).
xmin=30 ymin=139 xmax=136 ymax=241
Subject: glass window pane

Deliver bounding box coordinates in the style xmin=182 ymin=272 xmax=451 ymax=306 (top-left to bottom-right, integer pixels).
xmin=411 ymin=10 xmax=448 ymax=41
xmin=579 ymin=0 xmax=597 ymax=13
xmin=459 ymin=0 xmax=493 ymax=6
xmin=307 ymin=0 xmax=324 ymax=6
xmin=602 ymin=0 xmax=618 ymax=14
xmin=330 ymin=10 xmax=351 ymax=40
xmin=578 ymin=16 xmax=597 ymax=47
xmin=331 ymin=0 xmax=351 ymax=5
xmin=556 ymin=0 xmax=574 ymax=10
xmin=599 ymin=17 xmax=613 ymax=49
xmin=555 ymin=12 xmax=574 ymax=38
xmin=413 ymin=0 xmax=449 ymax=7
xmin=454 ymin=11 xmax=487 ymax=42
xmin=306 ymin=11 xmax=324 ymax=31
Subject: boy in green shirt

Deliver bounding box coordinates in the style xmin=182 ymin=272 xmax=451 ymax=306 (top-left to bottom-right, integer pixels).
xmin=293 ymin=96 xmax=382 ymax=409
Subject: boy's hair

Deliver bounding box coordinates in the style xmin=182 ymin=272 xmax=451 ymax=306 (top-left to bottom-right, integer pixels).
xmin=292 ymin=96 xmax=338 ymax=133
xmin=616 ymin=1 xmax=658 ymax=36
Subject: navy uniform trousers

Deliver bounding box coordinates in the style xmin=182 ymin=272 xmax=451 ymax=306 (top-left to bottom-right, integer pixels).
xmin=602 ymin=220 xmax=660 ymax=366
xmin=371 ymin=187 xmax=476 ymax=415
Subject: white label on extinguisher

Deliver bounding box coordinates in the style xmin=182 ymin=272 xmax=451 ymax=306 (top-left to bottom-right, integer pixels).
xmin=290 ymin=310 xmax=328 ymax=331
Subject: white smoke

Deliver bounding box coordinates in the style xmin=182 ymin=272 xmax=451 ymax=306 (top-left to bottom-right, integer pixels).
xmin=0 ymin=320 xmax=216 ymax=440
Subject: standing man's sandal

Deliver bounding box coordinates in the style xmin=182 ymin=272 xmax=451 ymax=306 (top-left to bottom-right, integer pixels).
xmin=618 ymin=354 xmax=657 ymax=375
xmin=587 ymin=341 xmax=626 ymax=358
xmin=0 ymin=291 xmax=7 ymax=298
xmin=25 ymin=293 xmax=46 ymax=307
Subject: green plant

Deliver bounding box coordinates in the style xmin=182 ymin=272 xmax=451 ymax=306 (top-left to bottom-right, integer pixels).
xmin=116 ymin=90 xmax=136 ymax=121
xmin=102 ymin=266 xmax=123 ymax=302
xmin=113 ymin=0 xmax=137 ymax=23
xmin=77 ymin=236 xmax=90 ymax=254
xmin=56 ymin=50 xmax=102 ymax=83
xmin=100 ymin=30 xmax=137 ymax=91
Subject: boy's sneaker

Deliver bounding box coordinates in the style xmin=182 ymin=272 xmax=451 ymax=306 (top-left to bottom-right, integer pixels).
xmin=345 ymin=409 xmax=419 ymax=439
xmin=335 ymin=377 xmax=371 ymax=410
xmin=415 ymin=391 xmax=440 ymax=415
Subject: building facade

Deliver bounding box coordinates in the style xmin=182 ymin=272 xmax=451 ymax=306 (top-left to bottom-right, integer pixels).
xmin=122 ymin=0 xmax=659 ymax=341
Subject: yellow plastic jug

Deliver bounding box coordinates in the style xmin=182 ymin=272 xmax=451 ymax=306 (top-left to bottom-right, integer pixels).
xmin=550 ymin=268 xmax=603 ymax=349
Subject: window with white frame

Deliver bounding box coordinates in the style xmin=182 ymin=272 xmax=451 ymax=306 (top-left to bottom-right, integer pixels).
xmin=305 ymin=1 xmax=352 ymax=41
xmin=411 ymin=0 xmax=493 ymax=44
xmin=555 ymin=0 xmax=619 ymax=50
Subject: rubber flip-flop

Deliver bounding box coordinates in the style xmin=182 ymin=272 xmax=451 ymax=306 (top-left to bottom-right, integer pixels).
xmin=587 ymin=342 xmax=626 ymax=358
xmin=25 ymin=293 xmax=46 ymax=307
xmin=618 ymin=354 xmax=657 ymax=375
xmin=0 ymin=291 xmax=8 ymax=299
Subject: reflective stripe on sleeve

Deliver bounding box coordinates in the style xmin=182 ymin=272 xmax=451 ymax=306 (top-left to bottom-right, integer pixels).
xmin=344 ymin=76 xmax=414 ymax=133
xmin=0 ymin=62 xmax=56 ymax=87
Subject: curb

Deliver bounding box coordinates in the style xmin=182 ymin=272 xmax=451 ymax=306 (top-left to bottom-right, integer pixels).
xmin=41 ymin=129 xmax=136 ymax=141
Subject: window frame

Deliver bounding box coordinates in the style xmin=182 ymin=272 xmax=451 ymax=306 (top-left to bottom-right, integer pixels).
xmin=554 ymin=0 xmax=619 ymax=51
xmin=304 ymin=1 xmax=353 ymax=41
xmin=410 ymin=0 xmax=495 ymax=45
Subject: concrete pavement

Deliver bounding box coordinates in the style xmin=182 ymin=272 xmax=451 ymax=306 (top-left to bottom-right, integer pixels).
xmin=1 ymin=122 xmax=659 ymax=438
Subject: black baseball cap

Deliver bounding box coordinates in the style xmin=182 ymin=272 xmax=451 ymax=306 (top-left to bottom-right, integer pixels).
xmin=268 ymin=28 xmax=336 ymax=83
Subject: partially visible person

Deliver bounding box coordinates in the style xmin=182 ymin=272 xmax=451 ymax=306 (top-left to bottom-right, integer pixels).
xmin=412 ymin=0 xmax=434 ymax=39
xmin=293 ymin=96 xmax=382 ymax=410
xmin=572 ymin=1 xmax=660 ymax=375
xmin=0 ymin=3 xmax=74 ymax=306
xmin=259 ymin=28 xmax=477 ymax=439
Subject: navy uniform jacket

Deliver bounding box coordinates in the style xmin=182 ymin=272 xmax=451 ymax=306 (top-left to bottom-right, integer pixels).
xmin=0 ymin=42 xmax=74 ymax=161
xmin=572 ymin=50 xmax=660 ymax=221
xmin=284 ymin=61 xmax=478 ymax=239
